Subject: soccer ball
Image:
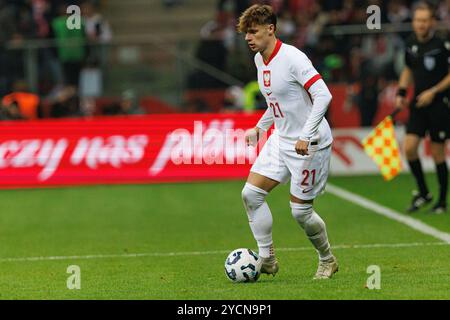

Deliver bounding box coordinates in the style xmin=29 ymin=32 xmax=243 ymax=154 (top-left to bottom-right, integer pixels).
xmin=224 ymin=248 xmax=262 ymax=283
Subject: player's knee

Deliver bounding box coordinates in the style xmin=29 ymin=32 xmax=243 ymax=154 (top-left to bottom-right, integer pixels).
xmin=290 ymin=201 xmax=313 ymax=226
xmin=241 ymin=183 xmax=267 ymax=212
xmin=290 ymin=201 xmax=325 ymax=235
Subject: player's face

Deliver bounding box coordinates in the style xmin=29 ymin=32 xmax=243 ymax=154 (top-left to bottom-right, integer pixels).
xmin=245 ymin=24 xmax=274 ymax=52
xmin=412 ymin=9 xmax=434 ymax=39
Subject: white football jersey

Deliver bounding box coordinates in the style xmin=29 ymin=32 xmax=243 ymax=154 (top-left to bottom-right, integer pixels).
xmin=255 ymin=40 xmax=333 ymax=150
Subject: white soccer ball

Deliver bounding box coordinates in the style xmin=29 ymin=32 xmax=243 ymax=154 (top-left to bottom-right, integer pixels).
xmin=224 ymin=248 xmax=262 ymax=283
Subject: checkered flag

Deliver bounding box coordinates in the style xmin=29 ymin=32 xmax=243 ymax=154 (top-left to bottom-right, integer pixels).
xmin=362 ymin=111 xmax=402 ymax=181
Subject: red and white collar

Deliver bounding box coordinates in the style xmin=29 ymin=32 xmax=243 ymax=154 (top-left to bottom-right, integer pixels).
xmin=263 ymin=39 xmax=282 ymax=66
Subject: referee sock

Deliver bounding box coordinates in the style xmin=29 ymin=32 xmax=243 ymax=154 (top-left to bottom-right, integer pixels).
xmin=408 ymin=159 xmax=429 ymax=196
xmin=436 ymin=162 xmax=448 ymax=204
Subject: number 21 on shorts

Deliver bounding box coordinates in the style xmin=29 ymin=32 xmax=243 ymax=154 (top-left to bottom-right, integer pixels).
xmin=301 ymin=169 xmax=316 ymax=187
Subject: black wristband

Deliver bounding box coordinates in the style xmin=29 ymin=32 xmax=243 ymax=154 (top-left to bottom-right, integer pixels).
xmin=397 ymin=88 xmax=407 ymax=97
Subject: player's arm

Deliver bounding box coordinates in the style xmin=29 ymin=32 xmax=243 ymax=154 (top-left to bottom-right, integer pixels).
xmin=291 ymin=52 xmax=332 ymax=155
xmin=245 ymin=108 xmax=273 ymax=146
xmin=296 ymin=78 xmax=332 ymax=155
xmin=395 ymin=65 xmax=413 ymax=110
xmin=246 ymin=56 xmax=273 ymax=147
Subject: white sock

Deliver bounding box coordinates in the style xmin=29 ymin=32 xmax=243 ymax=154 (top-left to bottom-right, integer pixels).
xmin=242 ymin=183 xmax=273 ymax=258
xmin=290 ymin=201 xmax=333 ymax=261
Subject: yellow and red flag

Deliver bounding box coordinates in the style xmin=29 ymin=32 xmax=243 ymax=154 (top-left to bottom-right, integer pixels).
xmin=362 ymin=115 xmax=402 ymax=181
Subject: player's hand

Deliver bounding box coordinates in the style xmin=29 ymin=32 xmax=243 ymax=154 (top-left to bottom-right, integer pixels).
xmin=245 ymin=127 xmax=260 ymax=147
xmin=394 ymin=96 xmax=408 ymax=110
xmin=295 ymin=139 xmax=309 ymax=156
xmin=416 ymin=88 xmax=436 ymax=108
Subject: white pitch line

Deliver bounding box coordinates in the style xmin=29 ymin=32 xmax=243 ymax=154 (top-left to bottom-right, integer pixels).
xmin=0 ymin=242 xmax=448 ymax=263
xmin=327 ymin=183 xmax=450 ymax=243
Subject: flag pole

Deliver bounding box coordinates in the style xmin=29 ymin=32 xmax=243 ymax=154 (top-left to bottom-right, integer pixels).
xmin=390 ymin=108 xmax=401 ymax=119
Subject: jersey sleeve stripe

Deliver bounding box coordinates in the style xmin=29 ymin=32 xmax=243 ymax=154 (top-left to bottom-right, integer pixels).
xmin=304 ymin=74 xmax=322 ymax=91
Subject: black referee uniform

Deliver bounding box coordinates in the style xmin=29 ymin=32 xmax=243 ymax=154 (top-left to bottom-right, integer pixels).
xmin=405 ymin=33 xmax=450 ymax=142
xmin=403 ymin=33 xmax=449 ymax=212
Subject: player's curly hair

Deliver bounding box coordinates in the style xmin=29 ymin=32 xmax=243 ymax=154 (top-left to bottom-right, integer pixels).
xmin=236 ymin=4 xmax=277 ymax=33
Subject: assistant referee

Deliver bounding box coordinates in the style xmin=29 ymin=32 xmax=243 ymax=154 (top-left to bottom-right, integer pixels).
xmin=395 ymin=2 xmax=450 ymax=214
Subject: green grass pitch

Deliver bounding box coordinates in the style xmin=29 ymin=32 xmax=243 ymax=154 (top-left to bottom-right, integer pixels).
xmin=0 ymin=173 xmax=448 ymax=299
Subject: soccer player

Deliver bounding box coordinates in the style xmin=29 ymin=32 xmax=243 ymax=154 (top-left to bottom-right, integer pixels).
xmin=395 ymin=2 xmax=449 ymax=214
xmin=237 ymin=4 xmax=338 ymax=279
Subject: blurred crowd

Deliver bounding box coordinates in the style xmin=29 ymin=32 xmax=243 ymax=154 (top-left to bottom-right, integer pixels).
xmin=213 ymin=0 xmax=448 ymax=81
xmin=0 ymin=0 xmax=128 ymax=120
xmin=1 ymin=0 xmax=449 ymax=123
xmin=188 ymin=0 xmax=449 ymax=124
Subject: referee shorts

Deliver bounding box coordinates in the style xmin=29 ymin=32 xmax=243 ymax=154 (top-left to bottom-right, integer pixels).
xmin=406 ymin=96 xmax=450 ymax=143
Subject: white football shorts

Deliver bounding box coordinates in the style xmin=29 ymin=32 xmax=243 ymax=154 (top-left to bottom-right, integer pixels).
xmin=250 ymin=133 xmax=332 ymax=200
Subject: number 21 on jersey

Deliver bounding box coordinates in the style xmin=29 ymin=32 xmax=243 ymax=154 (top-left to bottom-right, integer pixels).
xmin=269 ymin=102 xmax=284 ymax=118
